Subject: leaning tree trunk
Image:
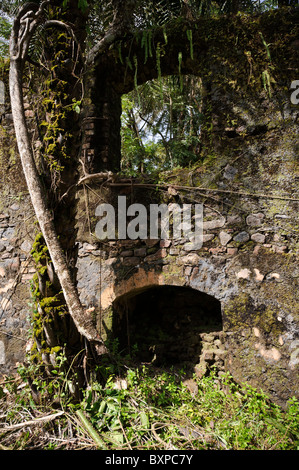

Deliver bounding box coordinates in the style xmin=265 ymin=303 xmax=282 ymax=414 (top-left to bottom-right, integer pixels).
xmin=9 ymin=2 xmax=105 ymax=391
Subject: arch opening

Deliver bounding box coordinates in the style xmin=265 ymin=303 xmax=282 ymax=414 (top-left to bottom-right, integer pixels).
xmin=111 ymin=285 xmax=223 ymax=369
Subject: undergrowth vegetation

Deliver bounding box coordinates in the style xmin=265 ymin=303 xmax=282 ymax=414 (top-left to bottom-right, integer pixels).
xmin=0 ymin=355 xmax=298 ymax=450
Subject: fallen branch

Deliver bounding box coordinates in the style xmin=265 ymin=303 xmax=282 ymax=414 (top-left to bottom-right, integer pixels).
xmin=151 ymin=422 xmax=177 ymax=450
xmin=0 ymin=443 xmax=11 ymax=450
xmin=161 ymin=183 xmax=299 ymax=202
xmin=0 ymin=411 xmax=64 ymax=433
xmin=75 ymin=410 xmax=107 ymax=450
xmin=78 ymin=174 xmax=299 ymax=202
xmin=78 ymin=171 xmax=113 ymax=185
xmin=109 ymin=182 xmax=299 ymax=202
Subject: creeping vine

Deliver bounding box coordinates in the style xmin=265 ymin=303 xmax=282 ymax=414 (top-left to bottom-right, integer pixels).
xmin=186 ymin=29 xmax=193 ymax=60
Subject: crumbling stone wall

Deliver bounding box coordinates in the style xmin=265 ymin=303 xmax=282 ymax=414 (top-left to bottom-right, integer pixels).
xmin=75 ymin=86 xmax=299 ymax=407
xmin=0 ymin=84 xmax=36 ymax=374
xmin=0 ymin=75 xmax=298 ymax=408
xmin=75 ymin=191 xmax=298 ymax=406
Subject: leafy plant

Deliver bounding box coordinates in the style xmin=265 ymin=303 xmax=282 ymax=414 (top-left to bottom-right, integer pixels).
xmin=121 ymin=74 xmax=203 ymax=174
xmin=1 ymin=364 xmax=298 ymax=450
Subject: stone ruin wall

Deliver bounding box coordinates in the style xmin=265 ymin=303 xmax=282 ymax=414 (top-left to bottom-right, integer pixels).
xmin=74 ymin=86 xmax=299 ymax=407
xmin=0 ymin=80 xmax=298 ymax=408
xmin=75 ymin=196 xmax=299 ymax=407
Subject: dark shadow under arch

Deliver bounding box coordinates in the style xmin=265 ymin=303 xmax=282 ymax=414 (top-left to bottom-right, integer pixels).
xmin=112 ymin=285 xmax=222 ymax=368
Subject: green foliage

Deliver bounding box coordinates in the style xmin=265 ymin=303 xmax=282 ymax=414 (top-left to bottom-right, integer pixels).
xmin=0 ymin=15 xmax=11 ymax=57
xmin=62 ymin=0 xmax=89 ymax=11
xmin=121 ymin=75 xmax=203 ymax=174
xmin=75 ymin=368 xmax=299 ymax=450
xmin=186 ymin=29 xmax=193 ymax=60
xmin=1 ymin=360 xmax=298 ymax=449
xmin=18 ymin=348 xmax=75 ymax=403
xmin=87 ymin=0 xmax=282 ymax=42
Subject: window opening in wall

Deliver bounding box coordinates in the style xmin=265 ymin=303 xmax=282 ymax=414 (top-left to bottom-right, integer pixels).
xmin=121 ymin=75 xmax=203 ymax=175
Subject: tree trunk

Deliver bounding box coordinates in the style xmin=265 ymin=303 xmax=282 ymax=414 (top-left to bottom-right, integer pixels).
xmin=10 ymin=57 xmax=104 ymax=339
xmin=9 ymin=2 xmax=105 ymax=377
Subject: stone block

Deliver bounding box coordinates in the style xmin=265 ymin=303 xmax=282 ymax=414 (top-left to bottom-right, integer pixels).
xmin=253 ymin=245 xmax=261 ymax=255
xmin=251 ymin=233 xmax=265 ymax=243
xmin=194 ymin=362 xmax=207 ymax=378
xmin=21 ymin=273 xmax=34 ymax=281
xmin=272 ymin=245 xmax=287 ymax=253
xmin=219 ymin=231 xmax=232 ymax=246
xmin=134 ymin=247 xmax=147 ymax=257
xmin=20 ymin=240 xmax=32 ymax=253
xmin=236 ymin=268 xmax=251 ymax=279
xmin=226 ymin=215 xmax=242 ymax=225
xmin=233 ymin=231 xmax=250 ymax=243
xmin=203 ymin=217 xmax=226 ymax=230
xmin=160 ymin=239 xmax=171 ymax=248
xmin=177 ymin=253 xmax=200 ymax=266
xmin=145 ymin=239 xmax=159 ymax=247
xmin=202 ymin=234 xmax=215 ymax=243
xmin=120 ymin=250 xmax=133 ymax=257
xmin=203 ymin=350 xmax=214 ymax=361
xmin=223 ymin=164 xmax=238 ymax=180
xmin=24 ymin=109 xmax=34 ymax=118
xmin=209 ymin=247 xmax=225 ymax=255
xmin=9 ymin=203 xmax=20 ymax=211
xmin=246 ymin=213 xmax=264 ymax=226
xmin=214 ymin=349 xmax=227 ymax=360
xmin=184 ymin=266 xmax=193 ymax=276
xmin=144 ymin=248 xmax=167 ymax=262
xmin=227 ymin=247 xmax=238 ymax=256
xmin=254 ymin=268 xmax=264 ymax=282
xmin=190 ymin=266 xmax=199 ymax=281
xmin=122 ymin=257 xmax=140 ymax=266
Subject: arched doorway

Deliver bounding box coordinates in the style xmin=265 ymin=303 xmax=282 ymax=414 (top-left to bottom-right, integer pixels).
xmin=112 ymin=285 xmax=222 ymax=369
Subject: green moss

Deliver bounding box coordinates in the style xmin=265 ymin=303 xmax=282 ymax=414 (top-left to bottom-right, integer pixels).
xmin=223 ymin=293 xmax=252 ymax=330
xmin=223 ymin=290 xmax=285 ymax=343
xmin=28 ymin=232 xmax=70 ymax=362
xmin=31 ymin=234 xmax=50 ymax=272
xmin=101 ymin=306 xmax=113 ymax=341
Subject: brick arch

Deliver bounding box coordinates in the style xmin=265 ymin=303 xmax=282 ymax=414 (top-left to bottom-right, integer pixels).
xmin=99 ymin=267 xmax=184 ymax=311
xmin=97 ymin=263 xmax=224 ymax=368
xmin=83 ymin=19 xmax=208 ymax=173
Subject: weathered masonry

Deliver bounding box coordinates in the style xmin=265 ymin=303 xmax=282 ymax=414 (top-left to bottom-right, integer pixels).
xmin=75 ymin=181 xmax=299 ymax=408
xmin=0 ymin=90 xmax=298 ymax=407
xmin=0 ymin=9 xmax=298 ymax=408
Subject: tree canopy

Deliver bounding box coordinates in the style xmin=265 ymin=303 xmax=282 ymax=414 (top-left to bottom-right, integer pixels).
xmin=1 ymin=0 xmax=297 ymax=58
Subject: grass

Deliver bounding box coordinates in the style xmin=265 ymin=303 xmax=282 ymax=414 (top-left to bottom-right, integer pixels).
xmin=0 ymin=360 xmax=298 ymax=451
